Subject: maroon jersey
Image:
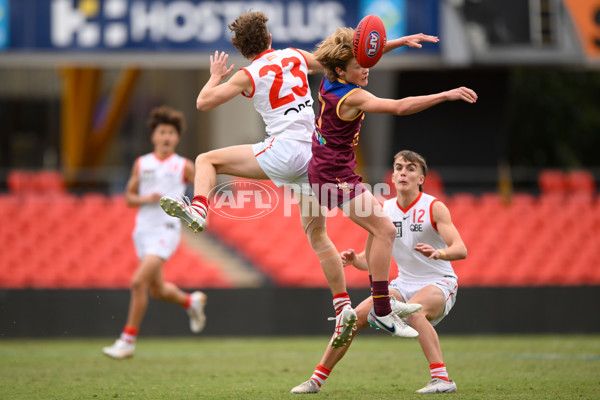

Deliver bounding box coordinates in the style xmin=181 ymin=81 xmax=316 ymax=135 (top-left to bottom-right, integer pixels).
xmin=308 ymin=78 xmax=367 ymax=209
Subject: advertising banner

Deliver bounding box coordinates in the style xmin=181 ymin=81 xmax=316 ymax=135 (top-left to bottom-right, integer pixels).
xmin=3 ymin=0 xmax=439 ymax=54
xmin=563 ymin=0 xmax=600 ymax=59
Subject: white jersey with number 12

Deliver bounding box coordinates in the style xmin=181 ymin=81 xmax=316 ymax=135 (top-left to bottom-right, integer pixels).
xmin=383 ymin=193 xmax=457 ymax=283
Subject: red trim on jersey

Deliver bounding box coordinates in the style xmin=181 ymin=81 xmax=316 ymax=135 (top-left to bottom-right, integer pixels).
xmin=240 ymin=68 xmax=255 ymax=98
xmin=152 ymin=152 xmax=176 ymax=162
xmin=396 ymin=192 xmax=422 ymax=213
xmin=135 ymin=156 xmax=142 ymax=178
xmin=182 ymin=159 xmax=189 ymax=184
xmin=290 ymin=47 xmax=309 ymax=68
xmin=430 ymin=199 xmax=439 ymax=231
xmin=252 ymin=48 xmax=276 ymax=62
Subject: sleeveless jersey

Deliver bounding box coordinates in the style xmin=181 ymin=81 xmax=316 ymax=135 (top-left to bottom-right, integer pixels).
xmin=135 ymin=153 xmax=187 ymax=232
xmin=308 ymin=78 xmax=365 ymax=180
xmin=241 ymin=48 xmax=314 ymax=142
xmin=383 ymin=193 xmax=457 ymax=283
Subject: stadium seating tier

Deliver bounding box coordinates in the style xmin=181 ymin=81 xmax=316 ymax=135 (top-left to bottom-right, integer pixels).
xmin=1 ymin=170 xmax=598 ymax=288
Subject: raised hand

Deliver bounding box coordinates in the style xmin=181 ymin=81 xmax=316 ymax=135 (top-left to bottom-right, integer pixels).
xmin=209 ymin=51 xmax=235 ymax=82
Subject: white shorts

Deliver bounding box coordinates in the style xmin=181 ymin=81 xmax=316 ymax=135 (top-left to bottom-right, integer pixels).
xmin=389 ymin=276 xmax=458 ymax=326
xmin=252 ymin=136 xmax=313 ymax=195
xmin=132 ymin=225 xmax=181 ymax=260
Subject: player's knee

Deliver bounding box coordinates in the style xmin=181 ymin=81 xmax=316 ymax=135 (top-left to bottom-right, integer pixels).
xmin=304 ymin=225 xmax=339 ymax=262
xmin=148 ymin=285 xmax=163 ymax=300
xmin=407 ymin=309 xmax=427 ymax=325
xmin=195 ymin=152 xmax=208 ymax=167
xmin=130 ymin=277 xmax=147 ymax=293
xmin=308 ymin=226 xmax=328 ymax=247
xmin=307 ymin=226 xmax=334 ymax=253
xmin=378 ymin=221 xmax=396 ymax=244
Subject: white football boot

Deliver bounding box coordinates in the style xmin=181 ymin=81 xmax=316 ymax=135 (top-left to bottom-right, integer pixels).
xmin=329 ymin=305 xmax=357 ymax=349
xmin=290 ymin=379 xmax=321 ymax=394
xmin=187 ymin=291 xmax=207 ymax=333
xmin=160 ymin=196 xmax=205 ymax=233
xmin=367 ymin=307 xmax=418 ymax=338
xmin=415 ymin=378 xmax=457 ymax=394
xmin=102 ymin=339 xmax=135 ymax=360
xmin=390 ymin=296 xmax=422 ymax=318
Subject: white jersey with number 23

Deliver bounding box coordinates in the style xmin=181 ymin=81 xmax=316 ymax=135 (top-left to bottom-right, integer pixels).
xmin=241 ymin=48 xmax=314 ymax=142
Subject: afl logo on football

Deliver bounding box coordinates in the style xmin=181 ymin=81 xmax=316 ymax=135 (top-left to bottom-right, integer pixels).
xmin=365 ymin=31 xmax=381 ymax=57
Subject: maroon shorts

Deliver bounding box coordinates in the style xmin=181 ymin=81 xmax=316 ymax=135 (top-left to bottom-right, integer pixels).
xmin=308 ymin=172 xmax=367 ymax=210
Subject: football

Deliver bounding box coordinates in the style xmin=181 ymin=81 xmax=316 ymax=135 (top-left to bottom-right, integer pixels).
xmin=352 ymin=15 xmax=387 ymax=68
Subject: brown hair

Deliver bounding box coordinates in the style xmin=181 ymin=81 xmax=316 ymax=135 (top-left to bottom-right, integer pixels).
xmin=313 ymin=27 xmax=355 ymax=82
xmin=228 ymin=11 xmax=270 ymax=59
xmin=147 ymin=106 xmax=185 ymax=136
xmin=393 ymin=150 xmax=428 ymax=192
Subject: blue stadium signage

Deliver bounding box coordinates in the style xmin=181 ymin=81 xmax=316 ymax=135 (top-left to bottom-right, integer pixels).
xmin=4 ymin=0 xmax=438 ymax=53
xmin=8 ymin=0 xmax=357 ymax=51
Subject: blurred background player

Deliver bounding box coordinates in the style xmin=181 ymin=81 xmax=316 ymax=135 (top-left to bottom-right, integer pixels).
xmin=159 ymin=11 xmax=360 ymax=348
xmin=308 ymin=27 xmax=476 ymax=337
xmin=291 ymin=150 xmax=467 ymax=394
xmin=103 ymin=106 xmax=207 ymax=360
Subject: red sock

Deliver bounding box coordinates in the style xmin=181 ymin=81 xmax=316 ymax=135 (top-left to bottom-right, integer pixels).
xmin=123 ymin=325 xmax=139 ymax=336
xmin=182 ymin=293 xmax=192 ymax=309
xmin=372 ymin=281 xmax=391 ymax=316
xmin=430 ymin=362 xmax=450 ymax=381
xmin=191 ymin=195 xmax=209 ymax=218
xmin=310 ymin=364 xmax=331 ymax=387
xmin=333 ymin=292 xmax=351 ymax=315
xmin=121 ymin=325 xmax=139 ymax=344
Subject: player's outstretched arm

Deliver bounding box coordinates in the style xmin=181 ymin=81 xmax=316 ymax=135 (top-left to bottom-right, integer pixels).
xmin=383 ymin=33 xmax=439 ymax=54
xmin=196 ymin=51 xmax=251 ymax=111
xmin=348 ymin=86 xmax=478 ymax=116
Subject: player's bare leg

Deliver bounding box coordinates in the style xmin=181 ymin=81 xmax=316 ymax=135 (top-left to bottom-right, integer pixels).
xmin=103 ymin=255 xmax=205 ymax=359
xmin=161 ymin=145 xmax=268 ymax=232
xmin=194 ymin=145 xmax=269 ymax=197
xmin=406 ymin=286 xmax=456 ymax=393
xmin=290 ymin=296 xmax=371 ymax=393
xmin=103 ymin=255 xmax=163 ymax=359
xmin=343 ymin=193 xmax=416 ymax=337
xmin=299 ymin=193 xmax=356 ymax=348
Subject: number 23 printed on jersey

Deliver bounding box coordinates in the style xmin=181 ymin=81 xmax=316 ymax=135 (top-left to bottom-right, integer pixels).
xmin=259 ymin=56 xmax=309 ymax=110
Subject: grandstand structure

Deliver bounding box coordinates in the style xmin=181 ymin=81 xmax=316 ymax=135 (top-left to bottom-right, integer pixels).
xmin=2 ymin=169 xmax=598 ymax=290
xmin=1 ymin=1 xmax=599 ymax=296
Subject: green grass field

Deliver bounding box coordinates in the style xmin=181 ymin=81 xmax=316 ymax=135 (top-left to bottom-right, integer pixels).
xmin=1 ymin=335 xmax=598 ymax=399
